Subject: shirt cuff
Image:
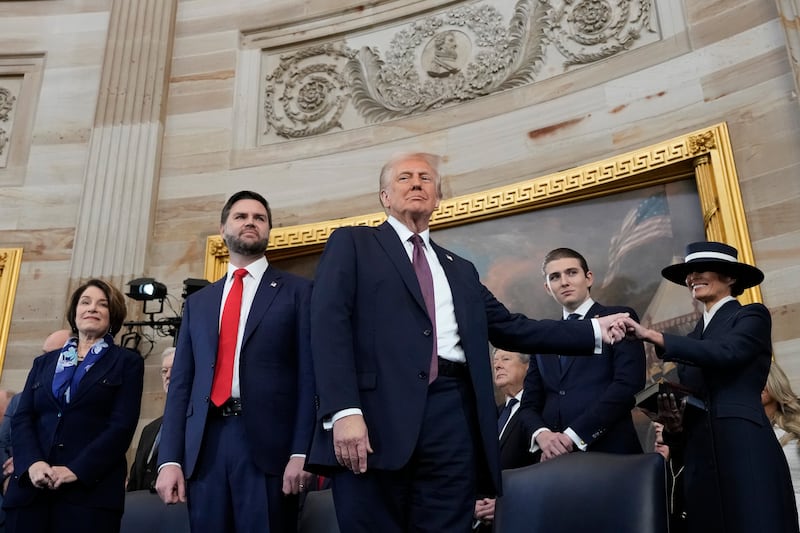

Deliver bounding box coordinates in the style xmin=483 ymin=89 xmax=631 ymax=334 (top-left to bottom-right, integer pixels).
xmin=290 ymin=454 xmax=306 ymax=459
xmin=323 ymin=408 xmax=363 ymax=430
xmin=564 ymin=427 xmax=587 ymax=451
xmin=529 ymin=427 xmax=549 ymax=453
xmin=157 ymin=462 xmax=182 ymax=473
xmin=589 ymin=318 xmax=602 ymax=354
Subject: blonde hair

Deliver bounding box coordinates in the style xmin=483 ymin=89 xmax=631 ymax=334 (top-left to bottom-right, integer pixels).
xmin=766 ymin=361 xmax=800 ymax=445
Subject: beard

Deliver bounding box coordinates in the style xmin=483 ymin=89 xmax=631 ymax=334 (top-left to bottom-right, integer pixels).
xmin=223 ymin=230 xmax=269 ymax=257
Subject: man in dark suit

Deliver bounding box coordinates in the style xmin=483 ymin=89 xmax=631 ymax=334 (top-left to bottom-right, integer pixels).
xmin=474 ymin=349 xmax=535 ymax=530
xmin=127 ymin=347 xmax=174 ymax=492
xmin=155 ymin=191 xmax=316 ymax=533
xmin=519 ymin=247 xmax=645 ymax=461
xmin=307 ymin=153 xmax=628 ymax=532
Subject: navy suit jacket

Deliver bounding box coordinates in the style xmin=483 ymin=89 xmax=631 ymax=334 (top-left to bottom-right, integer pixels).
xmin=519 ymin=303 xmax=645 ymax=454
xmin=663 ymin=300 xmax=798 ymax=533
xmin=307 ymin=222 xmax=597 ymax=494
xmin=5 ymin=344 xmax=144 ymax=511
xmin=159 ymin=265 xmax=315 ymax=479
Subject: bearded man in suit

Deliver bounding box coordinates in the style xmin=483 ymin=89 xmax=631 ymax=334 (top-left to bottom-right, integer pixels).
xmin=156 ymin=191 xmax=315 ymax=533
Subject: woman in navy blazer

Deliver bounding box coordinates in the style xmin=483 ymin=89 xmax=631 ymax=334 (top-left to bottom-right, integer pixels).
xmin=624 ymin=242 xmax=798 ymax=533
xmin=3 ymin=279 xmax=144 ymax=533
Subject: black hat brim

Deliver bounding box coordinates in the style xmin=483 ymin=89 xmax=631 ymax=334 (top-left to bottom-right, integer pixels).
xmin=661 ymin=260 xmax=764 ymax=290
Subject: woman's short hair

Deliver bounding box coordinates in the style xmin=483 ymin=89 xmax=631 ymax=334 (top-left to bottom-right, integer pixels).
xmin=66 ymin=279 xmax=128 ymax=336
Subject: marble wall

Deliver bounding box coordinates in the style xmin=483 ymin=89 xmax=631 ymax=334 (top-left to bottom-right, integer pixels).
xmin=1 ymin=0 xmax=799 ymax=449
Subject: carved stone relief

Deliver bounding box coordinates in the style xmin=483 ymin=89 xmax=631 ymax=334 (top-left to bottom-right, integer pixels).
xmin=0 ymin=84 xmax=19 ymax=165
xmin=260 ymin=0 xmax=657 ymax=143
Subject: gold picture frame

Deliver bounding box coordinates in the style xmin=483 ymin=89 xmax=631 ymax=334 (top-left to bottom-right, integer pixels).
xmin=205 ymin=122 xmax=760 ymax=305
xmin=0 ymin=247 xmax=23 ymax=369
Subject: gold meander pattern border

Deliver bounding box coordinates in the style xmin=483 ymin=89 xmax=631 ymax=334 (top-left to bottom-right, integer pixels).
xmin=205 ymin=122 xmax=760 ymax=305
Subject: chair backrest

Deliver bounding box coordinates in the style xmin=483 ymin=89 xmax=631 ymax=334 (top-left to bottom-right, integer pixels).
xmin=494 ymin=452 xmax=668 ymax=533
xmin=120 ymin=490 xmax=190 ymax=533
xmin=298 ymin=489 xmax=340 ymax=533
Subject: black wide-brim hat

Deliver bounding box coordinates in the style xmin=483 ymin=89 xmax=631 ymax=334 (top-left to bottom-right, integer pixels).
xmin=661 ymin=241 xmax=764 ymax=291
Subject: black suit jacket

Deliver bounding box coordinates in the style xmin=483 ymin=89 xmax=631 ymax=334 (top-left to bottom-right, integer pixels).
xmin=498 ymin=397 xmax=536 ymax=470
xmin=519 ymin=302 xmax=645 ymax=454
xmin=127 ymin=416 xmax=162 ymax=492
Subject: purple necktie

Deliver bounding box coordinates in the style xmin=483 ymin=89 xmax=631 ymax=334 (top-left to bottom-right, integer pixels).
xmin=410 ymin=234 xmax=438 ymax=383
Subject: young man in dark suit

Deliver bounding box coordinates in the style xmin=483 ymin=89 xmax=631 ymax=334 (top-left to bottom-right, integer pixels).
xmin=156 ymin=191 xmax=315 ymax=533
xmin=307 ymin=154 xmax=628 ymax=532
xmin=519 ymin=247 xmax=646 ymax=461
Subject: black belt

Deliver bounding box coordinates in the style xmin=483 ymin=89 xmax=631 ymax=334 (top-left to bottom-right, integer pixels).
xmin=209 ymin=397 xmax=242 ymax=417
xmin=437 ymin=357 xmax=468 ymax=379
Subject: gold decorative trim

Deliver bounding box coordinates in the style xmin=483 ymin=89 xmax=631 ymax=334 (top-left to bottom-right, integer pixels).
xmin=0 ymin=248 xmax=23 ymax=373
xmin=206 ymin=122 xmax=760 ymax=304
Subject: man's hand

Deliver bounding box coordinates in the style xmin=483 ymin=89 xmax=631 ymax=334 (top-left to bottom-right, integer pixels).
xmin=596 ymin=313 xmax=629 ymax=344
xmin=282 ymin=456 xmax=312 ymax=495
xmin=51 ymin=465 xmax=77 ymax=488
xmin=657 ymin=393 xmax=685 ymax=433
xmin=28 ymin=460 xmax=55 ymax=490
xmin=333 ymin=414 xmax=373 ymax=474
xmin=155 ymin=464 xmax=186 ymax=504
xmin=535 ymin=430 xmax=574 ymax=462
xmin=474 ymin=497 xmax=496 ymax=524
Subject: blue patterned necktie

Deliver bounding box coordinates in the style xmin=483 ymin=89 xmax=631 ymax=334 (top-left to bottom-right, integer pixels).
xmin=498 ymin=397 xmax=519 ymax=434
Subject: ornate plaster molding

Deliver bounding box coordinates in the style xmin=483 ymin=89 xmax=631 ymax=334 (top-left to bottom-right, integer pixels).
xmin=261 ymin=0 xmax=656 ymax=140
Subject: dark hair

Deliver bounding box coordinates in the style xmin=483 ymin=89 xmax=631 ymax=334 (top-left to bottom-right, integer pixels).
xmin=220 ymin=191 xmax=272 ymax=228
xmin=541 ymin=247 xmax=590 ymax=277
xmin=67 ymin=279 xmax=128 ymax=336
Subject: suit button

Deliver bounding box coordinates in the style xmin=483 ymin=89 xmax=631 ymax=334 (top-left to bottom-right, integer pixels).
xmin=418 ymin=372 xmax=427 ymax=380
xmin=57 ymin=444 xmax=64 ymax=449
xmin=423 ymin=329 xmax=432 ymax=336
xmin=559 ymin=390 xmax=566 ymax=396
xmin=204 ymin=396 xmax=209 ymax=402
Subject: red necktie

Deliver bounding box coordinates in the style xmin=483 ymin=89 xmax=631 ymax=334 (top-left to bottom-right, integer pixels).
xmin=210 ymin=268 xmax=248 ymax=406
xmin=410 ymin=235 xmax=438 ymax=383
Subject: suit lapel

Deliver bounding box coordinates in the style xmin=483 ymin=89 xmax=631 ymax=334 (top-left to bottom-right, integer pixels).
xmin=376 ymin=222 xmax=428 ymax=315
xmin=240 ymin=266 xmax=283 ymax=348
xmin=703 ymin=299 xmax=740 ymax=338
xmin=69 ymin=345 xmax=119 ymax=405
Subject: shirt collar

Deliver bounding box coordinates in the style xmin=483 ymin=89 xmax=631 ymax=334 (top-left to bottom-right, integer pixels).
xmin=387 ymin=215 xmax=431 ymax=246
xmin=227 ymin=255 xmax=268 ymax=281
xmin=704 ymin=295 xmax=735 ymax=326
xmin=563 ymin=298 xmax=595 ymax=320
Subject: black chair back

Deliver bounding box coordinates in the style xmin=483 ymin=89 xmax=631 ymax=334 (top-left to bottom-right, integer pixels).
xmin=120 ymin=490 xmax=190 ymax=533
xmin=495 ymin=452 xmax=668 ymax=533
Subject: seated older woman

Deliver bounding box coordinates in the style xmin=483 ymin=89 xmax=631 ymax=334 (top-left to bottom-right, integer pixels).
xmin=3 ymin=279 xmax=144 ymax=533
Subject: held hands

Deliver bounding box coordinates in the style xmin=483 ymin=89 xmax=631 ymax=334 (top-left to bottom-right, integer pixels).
xmin=474 ymin=498 xmax=496 ymax=524
xmin=155 ymin=464 xmax=186 ymax=504
xmin=596 ymin=313 xmax=629 ymax=345
xmin=535 ymin=430 xmax=574 ymax=462
xmin=28 ymin=461 xmax=75 ymax=489
xmin=282 ymin=456 xmax=312 ymax=495
xmin=333 ymin=414 xmax=373 ymax=474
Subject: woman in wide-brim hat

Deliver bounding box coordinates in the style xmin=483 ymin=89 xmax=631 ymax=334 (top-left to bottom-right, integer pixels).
xmin=624 ymin=241 xmax=799 ymax=533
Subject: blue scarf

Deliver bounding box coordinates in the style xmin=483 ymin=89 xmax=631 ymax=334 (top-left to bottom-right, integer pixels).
xmin=52 ymin=334 xmax=113 ymax=405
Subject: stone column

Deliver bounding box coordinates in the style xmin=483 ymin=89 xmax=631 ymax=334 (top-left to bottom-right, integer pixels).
xmin=69 ymin=0 xmax=177 ymax=286
xmin=776 ymin=0 xmax=800 ymax=97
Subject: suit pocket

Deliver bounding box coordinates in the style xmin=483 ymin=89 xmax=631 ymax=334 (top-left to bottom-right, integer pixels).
xmin=715 ymin=403 xmax=766 ymax=426
xmin=357 ymin=372 xmax=376 ymax=390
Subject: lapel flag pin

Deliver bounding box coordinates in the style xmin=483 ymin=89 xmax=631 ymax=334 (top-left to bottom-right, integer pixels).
xmin=270 ymin=281 xmax=277 ymax=287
